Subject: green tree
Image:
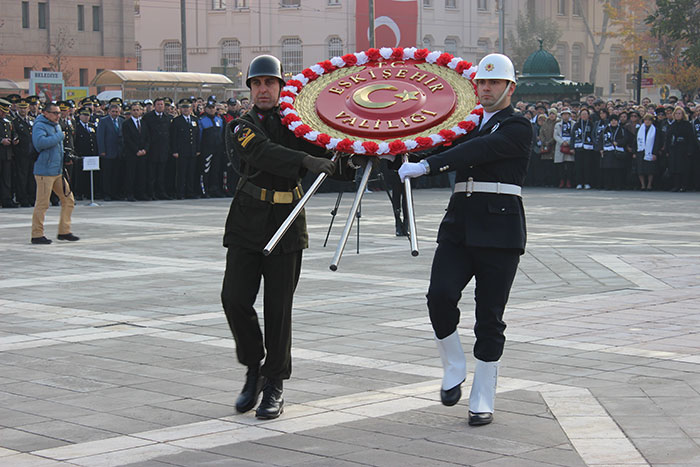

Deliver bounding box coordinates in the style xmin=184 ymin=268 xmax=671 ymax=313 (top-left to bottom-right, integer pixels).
xmin=646 ymin=0 xmax=700 ymax=67
xmin=507 ymin=11 xmax=561 ymax=74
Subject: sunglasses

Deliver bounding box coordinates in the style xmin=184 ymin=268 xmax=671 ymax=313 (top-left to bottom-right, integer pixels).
xmin=45 ymin=110 xmax=60 ymax=114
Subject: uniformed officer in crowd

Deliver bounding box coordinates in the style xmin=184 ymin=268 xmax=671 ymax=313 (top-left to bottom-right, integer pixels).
xmin=58 ymin=101 xmax=76 ymax=199
xmin=6 ymin=94 xmax=21 ymax=119
xmin=141 ymin=97 xmax=173 ymax=200
xmin=73 ymin=106 xmax=99 ymax=199
xmin=97 ymin=98 xmax=125 ymax=201
xmin=399 ymin=53 xmax=533 ymax=427
xmin=0 ymin=98 xmax=19 ymax=208
xmin=12 ymin=98 xmax=36 ymax=207
xmin=221 ymin=55 xmax=339 ymax=420
xmin=198 ymin=99 xmax=225 ymax=197
xmin=170 ymin=98 xmax=200 ymax=199
xmin=28 ymin=95 xmax=40 ymax=118
xmin=122 ymin=102 xmax=150 ymax=201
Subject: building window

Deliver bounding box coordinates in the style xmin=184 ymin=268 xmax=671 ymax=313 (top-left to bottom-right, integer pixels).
xmin=572 ymin=43 xmax=583 ymax=82
xmin=163 ymin=41 xmax=182 ymax=71
xmin=281 ymin=0 xmax=300 ymax=7
xmin=328 ymin=36 xmax=343 ymax=58
xmin=221 ymin=39 xmax=241 ymax=66
xmin=135 ymin=43 xmax=142 ymax=70
xmin=557 ymin=0 xmax=566 ymax=15
xmin=282 ymin=37 xmax=303 ymax=76
xmin=328 ymin=0 xmax=340 ymax=5
xmin=134 ymin=0 xmax=140 ymax=15
xmin=423 ymin=0 xmax=433 ymax=7
xmin=77 ymin=5 xmax=85 ymax=31
xmin=24 ymin=67 xmax=33 ymax=79
xmin=22 ymin=1 xmax=30 ymax=28
xmin=555 ymin=43 xmax=568 ymax=77
xmin=477 ymin=0 xmax=487 ymax=11
xmin=212 ymin=0 xmax=226 ymax=10
xmin=476 ymin=38 xmax=490 ymax=62
xmin=79 ymin=68 xmax=88 ymax=86
xmin=234 ymin=0 xmax=248 ymax=7
xmin=445 ymin=0 xmax=456 ymax=8
xmin=444 ymin=38 xmax=458 ymax=56
xmin=573 ymin=0 xmax=585 ymax=16
xmin=38 ymin=2 xmax=47 ymax=29
xmin=609 ymin=46 xmax=623 ymax=92
xmin=92 ymin=6 xmax=101 ymax=31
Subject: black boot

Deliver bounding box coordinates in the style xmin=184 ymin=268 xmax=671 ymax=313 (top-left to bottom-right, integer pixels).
xmin=255 ymin=378 xmax=284 ymax=419
xmin=395 ymin=213 xmax=407 ymax=236
xmin=235 ymin=365 xmax=262 ymax=413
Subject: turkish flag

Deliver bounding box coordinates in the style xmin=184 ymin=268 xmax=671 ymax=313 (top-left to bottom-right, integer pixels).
xmin=355 ymin=0 xmax=418 ymax=51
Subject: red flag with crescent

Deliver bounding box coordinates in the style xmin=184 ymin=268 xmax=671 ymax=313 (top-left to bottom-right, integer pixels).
xmin=355 ymin=0 xmax=418 ymax=50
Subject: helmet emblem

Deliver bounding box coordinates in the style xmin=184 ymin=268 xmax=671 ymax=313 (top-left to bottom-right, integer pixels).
xmin=484 ymin=63 xmax=494 ymax=72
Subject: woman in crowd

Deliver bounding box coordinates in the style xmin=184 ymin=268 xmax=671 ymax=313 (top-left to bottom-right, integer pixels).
xmin=667 ymin=106 xmax=695 ymax=192
xmin=572 ymin=108 xmax=596 ymax=189
xmin=553 ymin=108 xmax=575 ymax=188
xmin=600 ymin=114 xmax=630 ymax=190
xmin=635 ymin=113 xmax=662 ymax=191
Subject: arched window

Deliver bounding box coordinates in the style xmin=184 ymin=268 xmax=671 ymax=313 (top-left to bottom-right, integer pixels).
xmin=444 ymin=37 xmax=458 ymax=56
xmin=163 ymin=41 xmax=181 ymax=72
xmin=572 ymin=43 xmax=584 ymax=82
xmin=555 ymin=43 xmax=568 ymax=78
xmin=282 ymin=37 xmax=303 ymax=76
xmin=135 ymin=42 xmax=142 ymax=71
xmin=476 ymin=38 xmax=490 ymax=62
xmin=422 ymin=36 xmax=433 ymax=50
xmin=328 ymin=36 xmax=343 ymax=59
xmin=221 ymin=39 xmax=241 ymax=66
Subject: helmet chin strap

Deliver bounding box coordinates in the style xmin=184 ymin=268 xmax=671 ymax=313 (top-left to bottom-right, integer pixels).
xmin=483 ymin=82 xmax=513 ymax=113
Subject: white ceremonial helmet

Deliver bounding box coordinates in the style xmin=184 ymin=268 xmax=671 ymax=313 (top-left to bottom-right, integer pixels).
xmin=474 ymin=53 xmax=517 ymax=83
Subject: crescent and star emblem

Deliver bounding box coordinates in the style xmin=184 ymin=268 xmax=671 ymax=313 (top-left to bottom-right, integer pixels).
xmin=352 ymin=84 xmax=421 ymax=109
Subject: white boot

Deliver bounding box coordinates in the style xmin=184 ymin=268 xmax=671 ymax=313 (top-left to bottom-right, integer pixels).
xmin=435 ymin=330 xmax=466 ymax=406
xmin=468 ymin=359 xmax=499 ymax=426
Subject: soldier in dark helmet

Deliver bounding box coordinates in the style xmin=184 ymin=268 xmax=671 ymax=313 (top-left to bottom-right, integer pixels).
xmin=221 ymin=54 xmax=342 ymax=420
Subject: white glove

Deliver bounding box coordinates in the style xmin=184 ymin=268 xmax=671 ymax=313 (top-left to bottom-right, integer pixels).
xmin=398 ymin=161 xmax=427 ymax=182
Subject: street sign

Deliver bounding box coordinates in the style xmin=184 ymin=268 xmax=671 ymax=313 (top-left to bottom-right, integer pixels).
xmin=641 ymin=78 xmax=654 ymax=87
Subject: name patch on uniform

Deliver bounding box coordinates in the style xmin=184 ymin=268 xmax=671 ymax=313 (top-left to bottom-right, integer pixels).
xmin=490 ymin=122 xmax=500 ymax=134
xmin=237 ymin=127 xmax=255 ymax=148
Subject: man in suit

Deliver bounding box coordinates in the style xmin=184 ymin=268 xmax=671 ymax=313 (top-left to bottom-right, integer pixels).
xmin=399 ymin=53 xmax=532 ymax=427
xmin=122 ymin=102 xmax=150 ymax=201
xmin=97 ymin=99 xmax=124 ymax=201
xmin=142 ymin=97 xmax=173 ymax=199
xmin=170 ymin=98 xmax=200 ymax=199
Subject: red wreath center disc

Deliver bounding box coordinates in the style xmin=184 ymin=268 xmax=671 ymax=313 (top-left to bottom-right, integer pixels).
xmin=315 ymin=61 xmax=457 ymax=139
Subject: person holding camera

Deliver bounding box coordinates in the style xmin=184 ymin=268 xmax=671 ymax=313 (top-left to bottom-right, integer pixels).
xmin=30 ymin=102 xmax=80 ymax=245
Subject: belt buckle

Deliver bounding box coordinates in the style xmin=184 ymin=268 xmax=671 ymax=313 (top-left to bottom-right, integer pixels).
xmin=466 ymin=177 xmax=474 ymax=197
xmin=273 ymin=191 xmax=293 ymax=204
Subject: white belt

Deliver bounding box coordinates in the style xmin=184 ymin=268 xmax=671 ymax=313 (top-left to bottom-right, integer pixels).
xmin=454 ymin=178 xmax=522 ymax=197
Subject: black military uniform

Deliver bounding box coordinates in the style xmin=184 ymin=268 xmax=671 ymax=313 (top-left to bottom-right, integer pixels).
xmin=198 ymin=104 xmax=225 ymax=197
xmin=169 ymin=98 xmax=200 ymax=199
xmin=142 ymin=98 xmax=173 ymax=199
xmin=221 ymin=55 xmax=339 ymax=420
xmin=0 ymin=99 xmax=19 ymax=208
xmin=58 ymin=101 xmax=76 ymax=201
xmin=11 ymin=99 xmax=36 ymax=207
xmin=122 ymin=110 xmax=150 ymax=200
xmin=74 ymin=107 xmax=99 ymax=199
xmin=600 ymin=115 xmax=630 ymax=190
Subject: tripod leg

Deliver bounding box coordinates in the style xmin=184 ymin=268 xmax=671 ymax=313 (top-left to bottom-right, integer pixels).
xmin=403 ymin=154 xmax=419 ymax=256
xmin=323 ymin=189 xmax=344 ymax=248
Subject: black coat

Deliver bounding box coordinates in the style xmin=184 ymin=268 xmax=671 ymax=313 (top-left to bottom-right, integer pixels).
xmin=12 ymin=116 xmax=35 ymax=158
xmin=223 ymin=106 xmax=327 ymax=253
xmin=142 ymin=110 xmax=172 ymax=162
xmin=425 ymin=105 xmax=532 ymax=253
xmin=122 ymin=117 xmax=149 ymax=159
xmin=667 ymin=120 xmax=695 ymax=174
xmin=73 ymin=121 xmax=99 ymax=156
xmin=170 ymin=115 xmax=200 ymax=158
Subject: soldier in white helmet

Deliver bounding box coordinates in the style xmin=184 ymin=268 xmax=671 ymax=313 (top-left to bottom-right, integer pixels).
xmin=399 ymin=53 xmax=533 ymax=426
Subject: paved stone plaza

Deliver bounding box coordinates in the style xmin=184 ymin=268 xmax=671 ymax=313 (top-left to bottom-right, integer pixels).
xmin=1 ymin=187 xmax=700 ymax=466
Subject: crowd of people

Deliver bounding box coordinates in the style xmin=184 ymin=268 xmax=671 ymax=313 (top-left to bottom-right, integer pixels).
xmin=0 ymin=93 xmax=252 ymax=208
xmin=2 ymin=91 xmax=700 ymax=211
xmin=522 ymin=95 xmax=700 ymax=192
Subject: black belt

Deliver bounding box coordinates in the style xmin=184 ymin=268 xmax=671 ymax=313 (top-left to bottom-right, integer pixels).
xmin=238 ymin=181 xmax=303 ymax=204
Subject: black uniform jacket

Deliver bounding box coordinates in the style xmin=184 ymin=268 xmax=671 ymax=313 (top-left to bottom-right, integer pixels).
xmin=142 ymin=110 xmax=172 ymax=162
xmin=223 ymin=106 xmax=327 ymax=254
xmin=425 ymin=105 xmax=532 ymax=253
xmin=122 ymin=118 xmax=149 ymax=159
xmin=12 ymin=116 xmax=35 ymax=158
xmin=170 ymin=115 xmax=200 ymax=158
xmin=74 ymin=121 xmax=98 ymax=156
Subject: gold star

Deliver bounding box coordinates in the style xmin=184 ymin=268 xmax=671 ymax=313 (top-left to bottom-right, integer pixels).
xmin=394 ymin=89 xmax=420 ymax=102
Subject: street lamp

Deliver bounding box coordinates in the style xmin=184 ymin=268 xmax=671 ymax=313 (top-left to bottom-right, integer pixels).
xmin=636 ymin=56 xmax=648 ymax=105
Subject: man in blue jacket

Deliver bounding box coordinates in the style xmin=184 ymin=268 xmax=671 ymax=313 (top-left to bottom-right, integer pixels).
xmin=31 ymin=102 xmax=80 ymax=244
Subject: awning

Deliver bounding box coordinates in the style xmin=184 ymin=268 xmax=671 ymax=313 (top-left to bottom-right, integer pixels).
xmin=91 ymin=70 xmax=234 ymax=87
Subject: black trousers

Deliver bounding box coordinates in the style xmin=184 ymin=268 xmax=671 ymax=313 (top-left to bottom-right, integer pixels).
xmin=101 ymin=157 xmax=123 ymax=198
xmin=221 ymin=247 xmax=302 ymax=380
xmin=574 ymin=149 xmax=599 ymax=186
xmin=14 ymin=156 xmax=35 ymax=204
xmin=149 ymin=159 xmax=167 ymax=197
xmin=427 ymin=240 xmax=520 ymax=362
xmin=124 ymin=155 xmax=148 ymax=198
xmin=175 ymin=156 xmax=197 ymax=197
xmin=0 ymin=157 xmax=12 ymax=204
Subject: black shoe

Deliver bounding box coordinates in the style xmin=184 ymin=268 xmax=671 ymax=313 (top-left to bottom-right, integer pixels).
xmin=255 ymin=378 xmax=284 ymax=419
xmin=468 ymin=411 xmax=493 ymax=426
xmin=57 ymin=233 xmax=80 ymax=242
xmin=31 ymin=236 xmax=52 ymax=245
xmin=20 ymin=202 xmax=32 ymax=208
xmin=2 ymin=202 xmax=19 ymax=208
xmin=235 ymin=365 xmax=263 ymax=413
xmin=440 ymin=383 xmax=462 ymax=407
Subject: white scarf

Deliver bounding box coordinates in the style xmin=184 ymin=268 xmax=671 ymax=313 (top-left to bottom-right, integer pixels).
xmin=637 ymin=124 xmax=655 ymax=161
